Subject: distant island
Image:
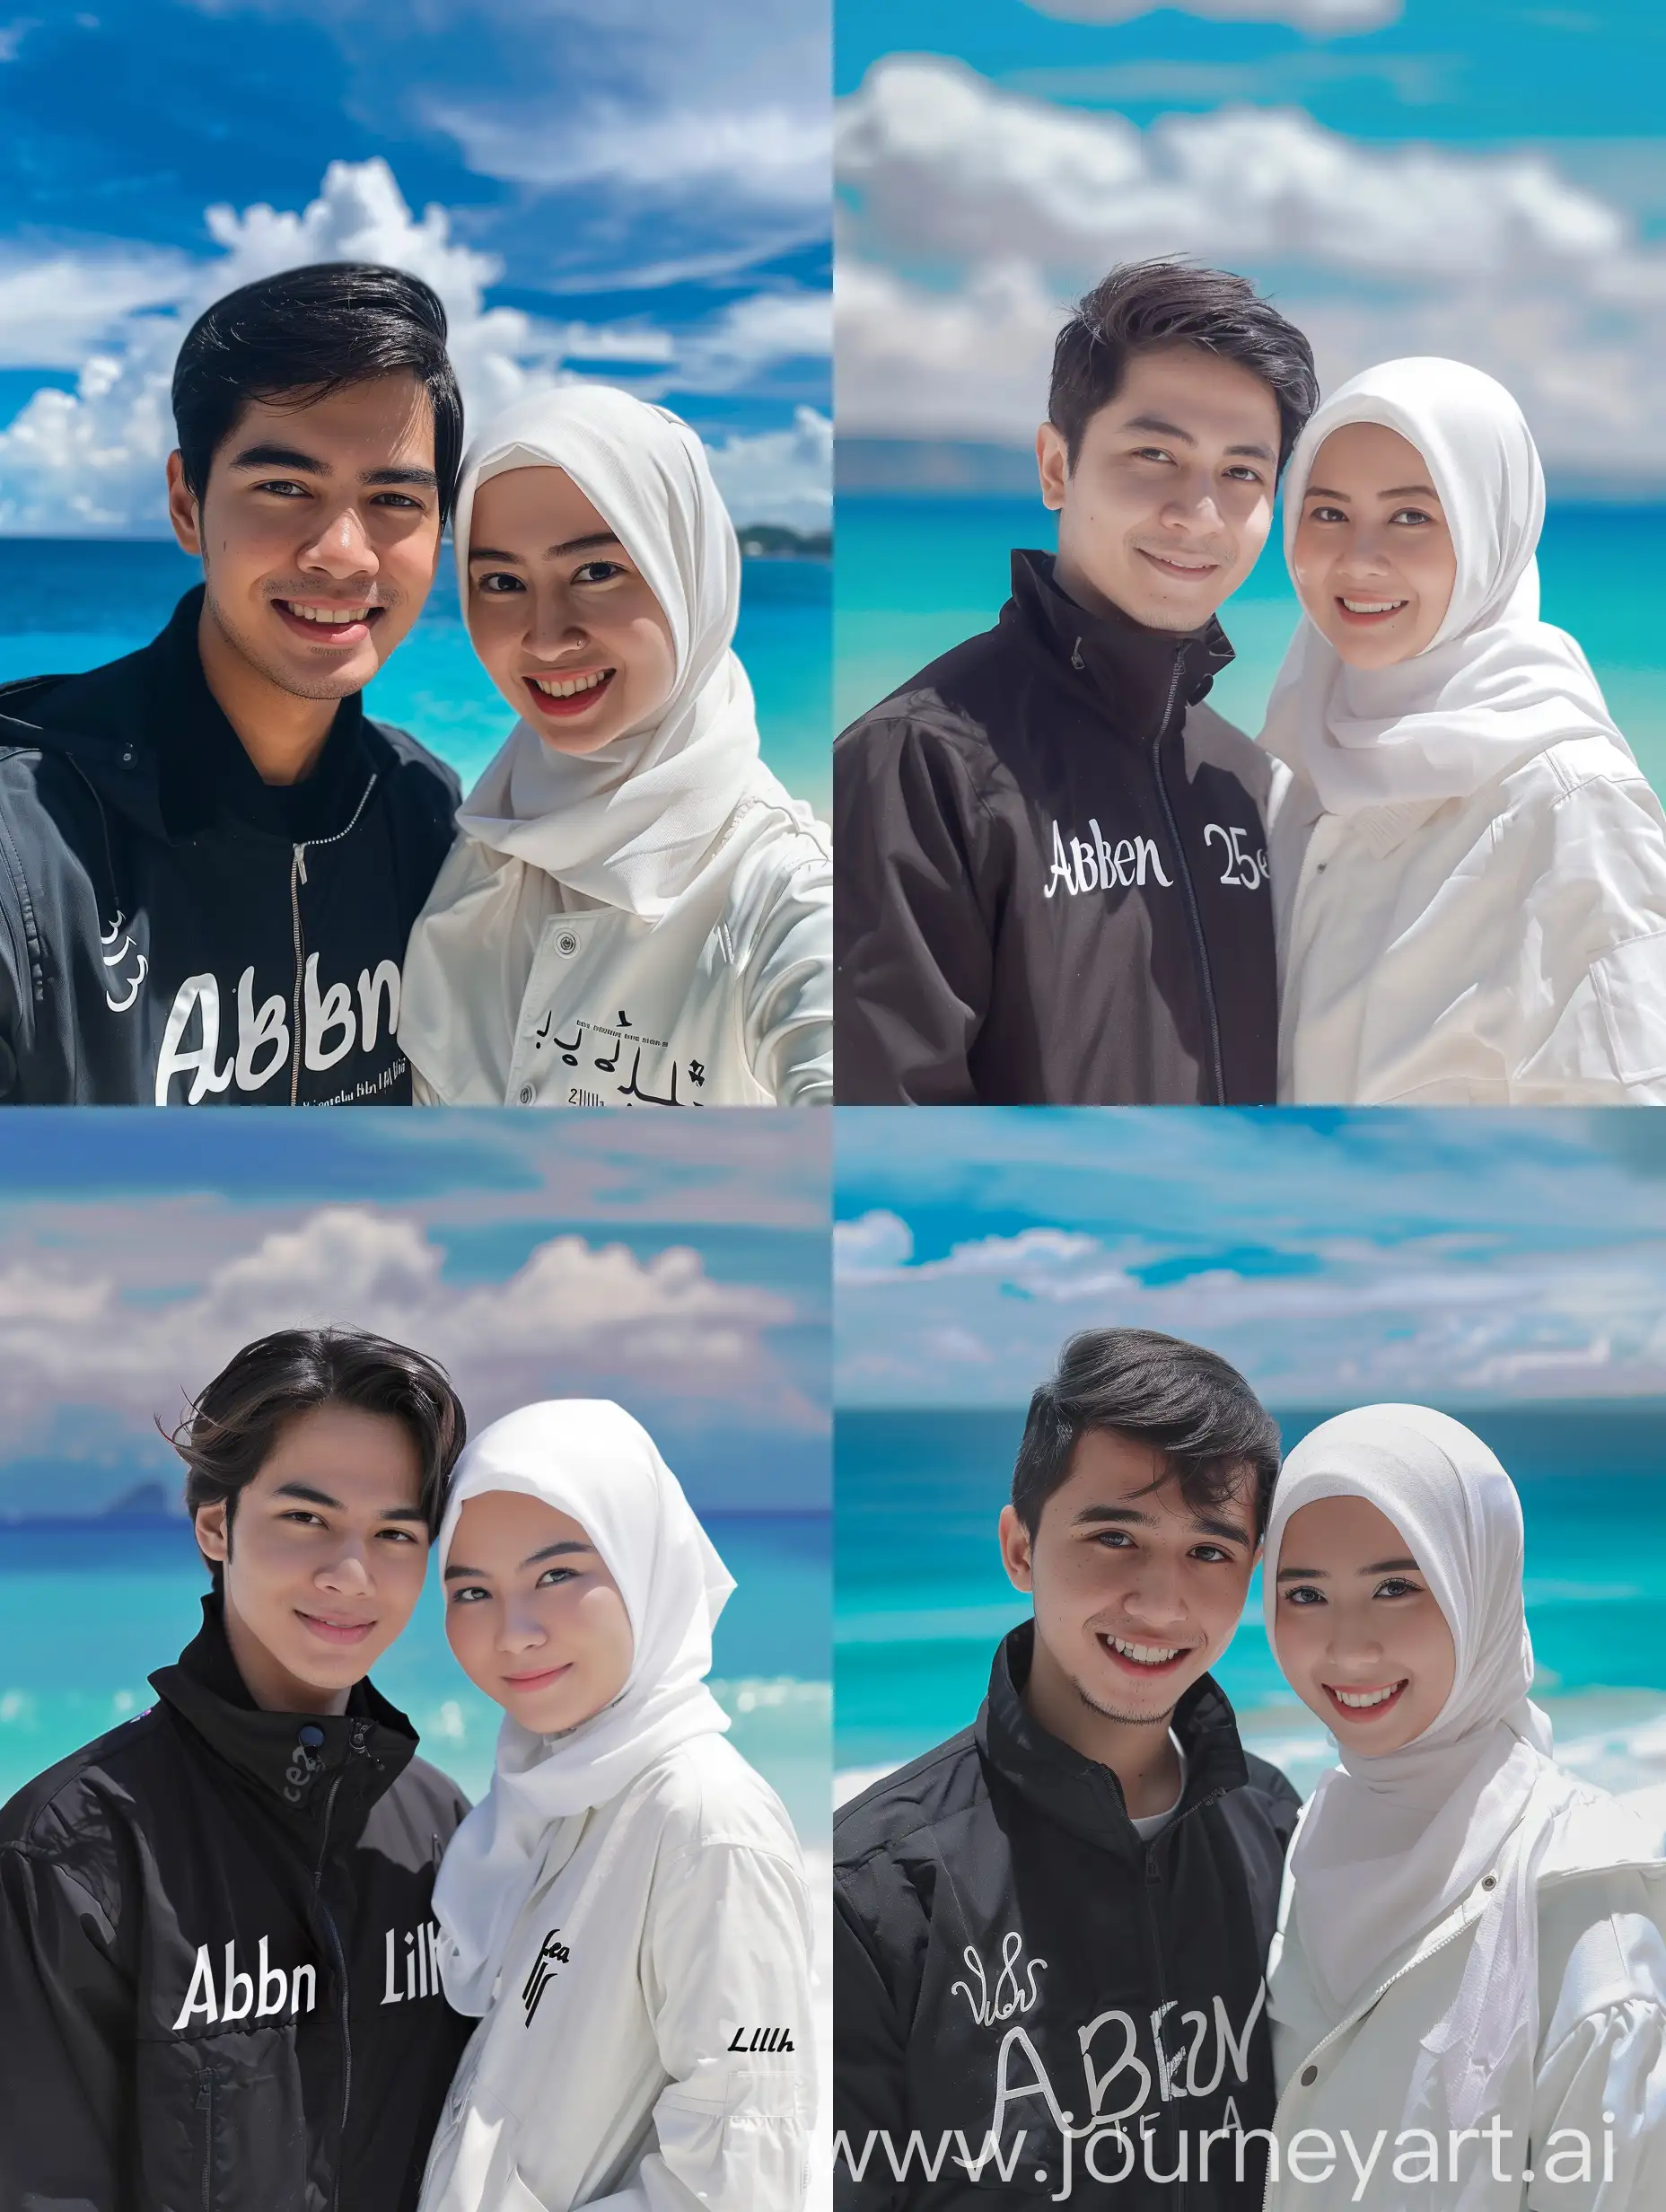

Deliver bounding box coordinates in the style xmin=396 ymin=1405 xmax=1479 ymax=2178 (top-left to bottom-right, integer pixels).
xmin=737 ymin=524 xmax=830 ymax=560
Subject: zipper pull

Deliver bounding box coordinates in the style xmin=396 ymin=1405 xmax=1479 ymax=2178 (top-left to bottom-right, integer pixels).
xmin=196 ymin=2070 xmax=214 ymax=2107
xmin=1070 ymin=636 xmax=1085 ymax=671
xmin=294 ymin=841 xmax=309 ymax=888
xmin=349 ymin=1720 xmax=369 ymax=1755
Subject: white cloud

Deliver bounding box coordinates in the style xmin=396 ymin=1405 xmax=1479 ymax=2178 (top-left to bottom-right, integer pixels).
xmin=705 ymin=408 xmax=831 ymax=534
xmin=681 ymin=291 xmax=832 ymax=388
xmin=0 ymin=159 xmax=828 ymax=534
xmin=0 ymin=1206 xmax=804 ymax=1442
xmin=837 ymin=57 xmax=1666 ymax=485
xmin=1023 ymin=0 xmax=1401 ymax=30
xmin=834 ymin=1209 xmax=916 ymax=1282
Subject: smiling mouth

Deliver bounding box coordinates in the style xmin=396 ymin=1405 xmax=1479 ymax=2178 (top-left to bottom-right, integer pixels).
xmin=501 ymin=1662 xmax=574 ymax=1691
xmin=1335 ymin=596 xmax=1408 ymax=623
xmin=295 ymin=1610 xmax=376 ymax=1646
xmin=525 ymin=668 xmax=616 ymax=717
xmin=1100 ymin=1632 xmax=1194 ymax=1675
xmin=1324 ymin=1679 xmax=1409 ymax=1717
xmin=272 ymin=599 xmax=382 ymax=644
xmin=1137 ymin=549 xmax=1219 ymax=581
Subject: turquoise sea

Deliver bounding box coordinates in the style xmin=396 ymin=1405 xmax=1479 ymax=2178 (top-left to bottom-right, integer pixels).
xmin=0 ymin=1509 xmax=831 ymax=1852
xmin=837 ymin=495 xmax=1666 ymax=802
xmin=0 ymin=539 xmax=831 ymax=821
xmin=836 ymin=1405 xmax=1666 ymax=1817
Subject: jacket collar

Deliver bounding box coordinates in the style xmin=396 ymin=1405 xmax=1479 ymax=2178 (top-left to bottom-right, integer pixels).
xmin=1006 ymin=548 xmax=1235 ymax=742
xmin=149 ymin=1594 xmax=418 ymax=1851
xmin=976 ymin=1620 xmax=1251 ymax=1856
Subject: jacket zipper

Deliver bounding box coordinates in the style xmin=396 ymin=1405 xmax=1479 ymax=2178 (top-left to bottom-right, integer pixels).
xmin=312 ymin=1720 xmax=369 ymax=2212
xmin=1148 ymin=650 xmax=1226 ymax=1104
xmin=286 ymin=773 xmax=380 ymax=1106
xmin=196 ymin=2065 xmax=217 ymax=2212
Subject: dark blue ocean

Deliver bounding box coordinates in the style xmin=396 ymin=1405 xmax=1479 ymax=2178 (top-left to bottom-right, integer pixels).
xmin=837 ymin=1404 xmax=1666 ymax=1808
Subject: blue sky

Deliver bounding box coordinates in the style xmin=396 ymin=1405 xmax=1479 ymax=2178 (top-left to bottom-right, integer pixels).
xmin=836 ymin=0 xmax=1666 ymax=491
xmin=0 ymin=1113 xmax=830 ymax=1514
xmin=836 ymin=1109 xmax=1666 ymax=1406
xmin=0 ymin=0 xmax=829 ymax=531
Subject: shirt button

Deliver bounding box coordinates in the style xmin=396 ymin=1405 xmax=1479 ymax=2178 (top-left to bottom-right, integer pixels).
xmin=517 ymin=1084 xmax=536 ymax=1105
xmin=555 ymin=931 xmax=580 ymax=958
xmin=1300 ymin=2065 xmax=1318 ymax=2086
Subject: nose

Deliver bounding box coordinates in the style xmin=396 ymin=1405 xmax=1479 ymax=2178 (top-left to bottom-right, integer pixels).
xmin=316 ymin=1541 xmax=373 ymax=1597
xmin=525 ymin=591 xmax=584 ymax=659
xmin=300 ymin=502 xmax=378 ymax=581
xmin=1160 ymin=468 xmax=1226 ymax=537
xmin=1119 ymin=1559 xmax=1190 ymax=1637
xmin=496 ymin=1597 xmax=549 ymax=1655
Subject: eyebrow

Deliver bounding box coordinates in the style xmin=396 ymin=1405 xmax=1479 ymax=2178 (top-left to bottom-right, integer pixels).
xmin=468 ymin=531 xmax=624 ymax=563
xmin=1276 ymin=1555 xmax=1421 ymax=1582
xmin=228 ymin=443 xmax=437 ymax=489
xmin=443 ymin=1539 xmax=593 ymax=1582
xmin=270 ymin=1480 xmax=428 ymax=1523
xmin=1073 ymin=1501 xmax=1252 ymax=1547
xmin=1304 ymin=483 xmax=1438 ymax=503
xmin=1121 ymin=414 xmax=1274 ymax=463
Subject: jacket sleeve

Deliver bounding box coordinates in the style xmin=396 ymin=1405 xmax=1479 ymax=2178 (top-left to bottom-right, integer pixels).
xmin=0 ymin=1841 xmax=136 ymax=2211
xmin=833 ymin=713 xmax=999 ymax=1105
xmin=833 ymin=1883 xmax=912 ymax=2212
xmin=737 ymin=835 xmax=833 ymax=1107
xmin=1500 ymin=768 xmax=1666 ymax=1103
xmin=581 ymin=1837 xmax=816 ymax=2211
xmin=1529 ymin=1997 xmax=1666 ymax=2209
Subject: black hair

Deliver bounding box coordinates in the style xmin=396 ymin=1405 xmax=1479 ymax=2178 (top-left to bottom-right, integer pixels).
xmin=168 ymin=1327 xmax=467 ymax=1585
xmin=171 ymin=262 xmax=464 ymax=523
xmin=1048 ymin=259 xmax=1320 ymax=476
xmin=1012 ymin=1328 xmax=1281 ymax=1540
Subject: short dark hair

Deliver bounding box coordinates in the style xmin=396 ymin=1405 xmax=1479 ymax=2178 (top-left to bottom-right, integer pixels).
xmin=1048 ymin=259 xmax=1320 ymax=475
xmin=1012 ymin=1328 xmax=1280 ymax=1540
xmin=169 ymin=1327 xmax=467 ymax=1584
xmin=171 ymin=262 xmax=464 ymax=523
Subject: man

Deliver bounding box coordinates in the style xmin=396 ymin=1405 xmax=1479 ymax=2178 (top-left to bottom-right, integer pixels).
xmin=835 ymin=1329 xmax=1301 ymax=2208
xmin=0 ymin=263 xmax=464 ymax=1105
xmin=0 ymin=1328 xmax=471 ymax=2212
xmin=834 ymin=260 xmax=1320 ymax=1103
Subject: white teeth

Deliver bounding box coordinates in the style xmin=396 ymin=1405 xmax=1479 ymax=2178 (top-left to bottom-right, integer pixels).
xmin=285 ymin=602 xmax=373 ymax=624
xmin=1333 ymin=1683 xmax=1403 ymax=1709
xmin=531 ymin=669 xmax=612 ymax=699
xmin=1340 ymin=599 xmax=1406 ymax=614
xmin=1109 ymin=1636 xmax=1183 ymax=1665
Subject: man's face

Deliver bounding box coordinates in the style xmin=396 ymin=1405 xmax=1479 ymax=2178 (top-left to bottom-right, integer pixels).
xmin=1037 ymin=344 xmax=1281 ymax=633
xmin=194 ymin=1402 xmax=432 ymax=1710
xmin=1000 ymin=1427 xmax=1260 ymax=1728
xmin=167 ymin=372 xmax=443 ymax=704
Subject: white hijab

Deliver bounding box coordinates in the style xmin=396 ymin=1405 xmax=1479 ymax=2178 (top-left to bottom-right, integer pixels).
xmin=1265 ymin=1405 xmax=1567 ymax=2137
xmin=450 ymin=383 xmax=783 ymax=917
xmin=430 ymin=1399 xmax=735 ymax=2015
xmin=1261 ymin=356 xmax=1627 ymax=814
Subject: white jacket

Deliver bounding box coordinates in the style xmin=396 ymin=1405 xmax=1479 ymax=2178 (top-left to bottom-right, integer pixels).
xmin=417 ymin=1733 xmax=816 ymax=2212
xmin=1266 ymin=1783 xmax=1666 ymax=2211
xmin=400 ymin=796 xmax=832 ymax=1109
xmin=1270 ymin=734 xmax=1666 ymax=1104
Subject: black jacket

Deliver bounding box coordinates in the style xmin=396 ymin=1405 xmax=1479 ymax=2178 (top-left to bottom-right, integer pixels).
xmin=0 ymin=1598 xmax=473 ymax=2212
xmin=0 ymin=587 xmax=461 ymax=1104
xmin=835 ymin=1626 xmax=1302 ymax=2209
xmin=833 ymin=552 xmax=1283 ymax=1104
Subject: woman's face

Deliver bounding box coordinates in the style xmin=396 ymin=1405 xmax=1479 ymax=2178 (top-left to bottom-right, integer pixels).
xmin=1291 ymin=422 xmax=1458 ymax=671
xmin=1271 ymin=1493 xmax=1457 ymax=1755
xmin=465 ymin=465 xmax=678 ymax=757
xmin=443 ymin=1490 xmax=634 ymax=1735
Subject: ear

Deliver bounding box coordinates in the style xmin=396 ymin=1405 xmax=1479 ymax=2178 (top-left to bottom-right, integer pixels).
xmin=998 ymin=1504 xmax=1035 ymax=1594
xmin=166 ymin=451 xmax=203 ymax=557
xmin=194 ymin=1497 xmax=230 ymax=1567
xmin=1036 ymin=422 xmax=1069 ymax=514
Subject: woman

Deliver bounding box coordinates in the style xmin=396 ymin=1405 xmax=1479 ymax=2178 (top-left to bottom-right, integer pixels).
xmin=1263 ymin=356 xmax=1666 ymax=1103
xmin=399 ymin=387 xmax=831 ymax=1108
xmin=1262 ymin=1405 xmax=1666 ymax=2210
xmin=417 ymin=1400 xmax=815 ymax=2211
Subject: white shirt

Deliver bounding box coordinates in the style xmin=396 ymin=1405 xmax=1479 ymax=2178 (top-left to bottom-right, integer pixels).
xmin=418 ymin=1734 xmax=816 ymax=2212
xmin=401 ymin=796 xmax=832 ymax=1109
xmin=1130 ymin=1734 xmax=1188 ymax=1841
xmin=1272 ymin=735 xmax=1666 ymax=1104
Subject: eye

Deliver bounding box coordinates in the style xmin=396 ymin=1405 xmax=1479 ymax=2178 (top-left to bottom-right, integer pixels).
xmin=1190 ymin=1544 xmax=1233 ymax=1564
xmin=254 ymin=479 xmax=311 ymax=499
xmin=449 ymin=1584 xmax=489 ymax=1604
xmin=1374 ymin=1576 xmax=1422 ymax=1599
xmin=573 ymin=559 xmax=627 ymax=585
xmin=280 ymin=1509 xmax=328 ymax=1529
xmin=535 ymin=1566 xmax=577 ymax=1588
xmin=1283 ymin=1584 xmax=1324 ymax=1607
xmin=371 ymin=491 xmax=425 ymax=511
xmin=1131 ymin=446 xmax=1173 ymax=465
xmin=474 ymin=570 xmax=525 ymax=594
xmin=377 ymin=1527 xmax=421 ymax=1544
xmin=1223 ymin=466 xmax=1264 ymax=485
xmin=1306 ymin=504 xmax=1346 ymax=524
xmin=1389 ymin=507 xmax=1434 ymax=527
